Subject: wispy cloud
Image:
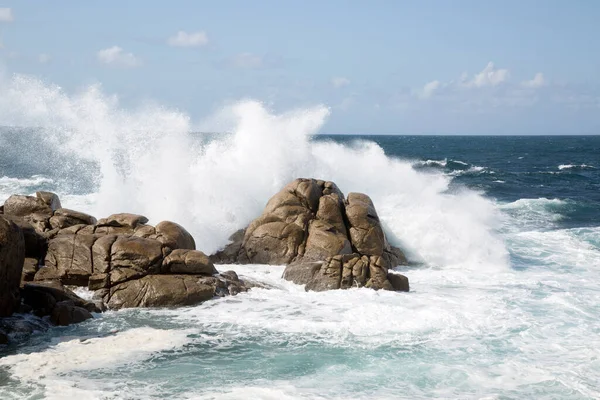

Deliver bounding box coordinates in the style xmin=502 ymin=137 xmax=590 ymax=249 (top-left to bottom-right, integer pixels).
xmin=0 ymin=8 xmax=14 ymax=22
xmin=96 ymin=46 xmax=142 ymax=68
xmin=331 ymin=77 xmax=350 ymax=88
xmin=522 ymin=73 xmax=545 ymax=88
xmin=167 ymin=31 xmax=209 ymax=47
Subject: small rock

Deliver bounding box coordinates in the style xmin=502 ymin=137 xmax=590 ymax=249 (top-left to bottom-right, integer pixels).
xmin=50 ymin=301 xmax=93 ymax=326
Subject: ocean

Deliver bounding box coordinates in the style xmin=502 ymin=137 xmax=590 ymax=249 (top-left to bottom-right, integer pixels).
xmin=0 ymin=95 xmax=599 ymax=399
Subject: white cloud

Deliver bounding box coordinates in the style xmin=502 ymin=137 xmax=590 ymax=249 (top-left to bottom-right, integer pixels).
xmin=96 ymin=46 xmax=142 ymax=68
xmin=0 ymin=8 xmax=14 ymax=22
xmin=38 ymin=53 xmax=51 ymax=64
xmin=522 ymin=72 xmax=545 ymax=88
xmin=467 ymin=62 xmax=510 ymax=87
xmin=421 ymin=80 xmax=440 ymax=98
xmin=229 ymin=52 xmax=264 ymax=69
xmin=167 ymin=31 xmax=209 ymax=47
xmin=331 ymin=77 xmax=350 ymax=88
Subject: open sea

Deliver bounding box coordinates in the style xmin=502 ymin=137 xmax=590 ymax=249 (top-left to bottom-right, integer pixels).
xmin=0 ymin=93 xmax=599 ymax=399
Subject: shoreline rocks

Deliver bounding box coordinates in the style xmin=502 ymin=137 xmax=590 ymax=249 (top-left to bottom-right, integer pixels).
xmin=0 ymin=179 xmax=410 ymax=345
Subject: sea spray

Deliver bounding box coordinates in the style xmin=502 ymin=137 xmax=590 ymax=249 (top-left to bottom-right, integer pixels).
xmin=0 ymin=74 xmax=508 ymax=269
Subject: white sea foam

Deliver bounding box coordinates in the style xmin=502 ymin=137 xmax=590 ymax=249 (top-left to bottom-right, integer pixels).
xmin=447 ymin=165 xmax=487 ymax=176
xmin=0 ymin=175 xmax=54 ymax=199
xmin=558 ymin=164 xmax=595 ymax=170
xmin=0 ymin=327 xmax=193 ymax=399
xmin=0 ymin=74 xmax=508 ymax=270
xmin=499 ymin=198 xmax=570 ymax=231
xmin=415 ymin=158 xmax=447 ymax=167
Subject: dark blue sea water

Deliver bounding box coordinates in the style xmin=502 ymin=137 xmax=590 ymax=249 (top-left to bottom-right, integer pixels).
xmin=1 ymin=124 xmax=599 ymax=399
xmin=319 ymin=135 xmax=600 ymax=226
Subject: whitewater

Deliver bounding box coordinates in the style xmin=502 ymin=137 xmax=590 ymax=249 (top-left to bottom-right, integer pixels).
xmin=1 ymin=75 xmax=599 ymax=399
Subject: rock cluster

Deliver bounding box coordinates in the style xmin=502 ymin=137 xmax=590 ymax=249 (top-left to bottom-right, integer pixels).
xmin=213 ymin=178 xmax=410 ymax=292
xmin=1 ymin=179 xmax=411 ymax=344
xmin=0 ymin=192 xmax=249 ymax=344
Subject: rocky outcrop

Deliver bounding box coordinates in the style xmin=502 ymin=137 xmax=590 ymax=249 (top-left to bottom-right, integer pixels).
xmin=0 ymin=216 xmax=25 ymax=317
xmin=214 ymin=178 xmax=409 ymax=292
xmin=21 ymin=281 xmax=100 ymax=319
xmin=0 ymin=192 xmax=251 ymax=314
xmin=0 ymin=281 xmax=97 ymax=343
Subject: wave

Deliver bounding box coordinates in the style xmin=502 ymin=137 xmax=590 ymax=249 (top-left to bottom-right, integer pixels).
xmin=0 ymin=174 xmax=54 ymax=193
xmin=499 ymin=198 xmax=571 ymax=231
xmin=414 ymin=158 xmax=447 ymax=168
xmin=558 ymin=164 xmax=596 ymax=171
xmin=507 ymin=226 xmax=600 ymax=271
xmin=0 ymin=74 xmax=508 ymax=270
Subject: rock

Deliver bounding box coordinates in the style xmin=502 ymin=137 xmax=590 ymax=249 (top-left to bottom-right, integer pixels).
xmin=0 ymin=315 xmax=51 ymax=344
xmin=1 ymin=215 xmax=47 ymax=258
xmin=215 ymin=178 xmax=410 ymax=293
xmin=50 ymin=301 xmax=93 ymax=326
xmin=241 ymin=179 xmax=319 ymax=265
xmin=106 ymin=275 xmax=215 ymax=309
xmin=97 ymin=213 xmax=149 ymax=228
xmin=40 ymin=234 xmax=98 ymax=286
xmin=88 ymin=273 xmax=110 ymax=290
xmin=49 ymin=208 xmax=97 ymax=229
xmin=387 ymin=272 xmax=410 ymax=292
xmin=36 ymin=191 xmax=62 ymax=211
xmin=345 ymin=193 xmax=386 ymax=256
xmin=0 ymin=216 xmax=25 ymax=317
xmin=22 ymin=282 xmax=101 ymax=315
xmin=21 ymin=257 xmax=39 ymax=282
xmin=284 ymin=253 xmax=400 ymax=292
xmin=219 ymin=270 xmax=239 ymax=282
xmin=109 ymin=236 xmax=163 ymax=285
xmin=283 ymin=261 xmax=326 ymax=288
xmin=3 ymin=194 xmax=52 ymax=219
xmin=209 ymin=229 xmax=245 ymax=264
xmin=365 ymin=255 xmax=394 ymax=290
xmin=91 ymin=235 xmax=118 ymax=274
xmin=155 ymin=221 xmax=196 ymax=251
xmin=162 ymin=249 xmax=217 ymax=275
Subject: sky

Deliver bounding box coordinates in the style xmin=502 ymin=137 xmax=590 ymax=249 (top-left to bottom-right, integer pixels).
xmin=0 ymin=0 xmax=599 ymax=135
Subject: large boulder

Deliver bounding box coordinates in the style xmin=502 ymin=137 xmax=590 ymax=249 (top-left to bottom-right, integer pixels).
xmin=162 ymin=249 xmax=218 ymax=275
xmin=38 ymin=233 xmax=99 ymax=286
xmin=214 ymin=178 xmax=409 ymax=292
xmin=3 ymin=190 xmax=251 ymax=314
xmin=21 ymin=281 xmax=101 ymax=315
xmin=0 ymin=216 xmax=25 ymax=316
xmin=154 ymin=221 xmax=196 ymax=251
xmin=1 ymin=215 xmax=47 ymax=258
xmin=3 ymin=194 xmax=53 ymax=219
xmin=105 ymin=275 xmax=215 ymax=309
xmin=49 ymin=208 xmax=97 ymax=230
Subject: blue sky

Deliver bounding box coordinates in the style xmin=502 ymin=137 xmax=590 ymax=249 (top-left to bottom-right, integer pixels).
xmin=0 ymin=1 xmax=599 ymax=134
